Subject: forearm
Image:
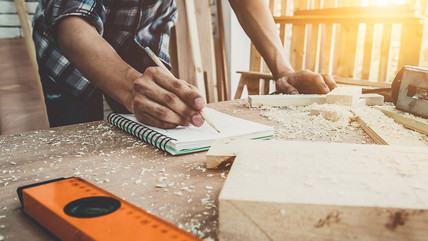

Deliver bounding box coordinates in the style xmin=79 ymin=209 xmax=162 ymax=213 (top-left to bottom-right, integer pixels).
xmin=229 ymin=0 xmax=294 ymax=79
xmin=57 ymin=16 xmax=139 ymax=112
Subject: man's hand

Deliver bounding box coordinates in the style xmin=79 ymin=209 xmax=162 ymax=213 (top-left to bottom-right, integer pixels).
xmin=275 ymin=70 xmax=337 ymax=94
xmin=131 ymin=67 xmax=205 ymax=129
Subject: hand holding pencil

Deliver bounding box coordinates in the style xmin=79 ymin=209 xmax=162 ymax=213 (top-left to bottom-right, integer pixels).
xmin=143 ymin=47 xmax=219 ymax=132
xmin=129 ymin=46 xmax=218 ymax=131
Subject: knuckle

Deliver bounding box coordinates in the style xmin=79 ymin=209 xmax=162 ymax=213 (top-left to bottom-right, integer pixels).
xmin=143 ymin=66 xmax=161 ymax=77
xmin=171 ymin=80 xmax=185 ymax=90
xmin=153 ymin=106 xmax=168 ymax=119
xmin=162 ymin=93 xmax=175 ymax=105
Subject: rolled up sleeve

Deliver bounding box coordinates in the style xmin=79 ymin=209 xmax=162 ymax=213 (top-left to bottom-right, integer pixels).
xmin=44 ymin=0 xmax=106 ymax=35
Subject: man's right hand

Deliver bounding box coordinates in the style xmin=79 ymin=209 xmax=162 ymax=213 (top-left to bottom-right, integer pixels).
xmin=130 ymin=67 xmax=206 ymax=129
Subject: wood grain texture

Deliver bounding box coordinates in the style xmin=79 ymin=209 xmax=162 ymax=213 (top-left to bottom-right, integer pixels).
xmin=289 ymin=0 xmax=308 ymax=70
xmin=184 ymin=0 xmax=206 ymax=99
xmin=397 ymin=24 xmax=423 ymax=72
xmin=360 ymin=94 xmax=384 ymax=106
xmin=248 ymin=94 xmax=326 ymax=107
xmin=375 ymin=106 xmax=428 ymax=135
xmin=194 ymin=0 xmax=217 ymax=103
xmin=326 ymin=86 xmax=362 ymax=105
xmin=378 ymin=24 xmax=392 ymax=82
xmin=361 ymin=24 xmax=374 ymax=80
xmin=352 ymin=108 xmax=427 ymax=147
xmin=0 ymin=38 xmax=49 ymax=135
xmin=217 ymin=140 xmax=428 ymax=241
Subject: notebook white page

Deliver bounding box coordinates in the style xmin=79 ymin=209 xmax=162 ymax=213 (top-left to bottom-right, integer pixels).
xmin=119 ymin=108 xmax=274 ymax=153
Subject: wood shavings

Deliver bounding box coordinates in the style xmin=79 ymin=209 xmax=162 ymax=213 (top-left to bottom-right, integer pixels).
xmin=260 ymin=103 xmax=371 ymax=144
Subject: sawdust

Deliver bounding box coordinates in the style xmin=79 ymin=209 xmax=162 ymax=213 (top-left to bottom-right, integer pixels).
xmin=353 ymin=106 xmax=428 ymax=145
xmin=259 ymin=103 xmax=368 ymax=144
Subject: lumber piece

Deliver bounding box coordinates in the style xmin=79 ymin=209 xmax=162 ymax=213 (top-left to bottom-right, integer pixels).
xmin=216 ymin=140 xmax=428 ymax=241
xmin=375 ymin=106 xmax=428 ymax=135
xmin=352 ymin=108 xmax=427 ymax=147
xmin=248 ymin=94 xmax=326 ymax=107
xmin=183 ymin=0 xmax=206 ymax=99
xmin=360 ymin=93 xmax=384 ymax=106
xmin=326 ymin=86 xmax=362 ymax=106
xmin=206 ymin=139 xmax=242 ymax=169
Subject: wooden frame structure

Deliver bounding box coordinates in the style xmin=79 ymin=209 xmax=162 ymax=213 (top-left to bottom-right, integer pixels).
xmin=235 ymin=0 xmax=427 ymax=99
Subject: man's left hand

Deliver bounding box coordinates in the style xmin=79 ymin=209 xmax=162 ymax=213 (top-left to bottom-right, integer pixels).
xmin=275 ymin=70 xmax=337 ymax=94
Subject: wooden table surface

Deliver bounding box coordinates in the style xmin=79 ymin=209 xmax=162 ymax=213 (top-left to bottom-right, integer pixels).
xmin=0 ymin=100 xmax=373 ymax=240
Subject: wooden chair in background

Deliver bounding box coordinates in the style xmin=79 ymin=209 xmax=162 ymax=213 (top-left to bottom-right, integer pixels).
xmin=234 ymin=0 xmax=427 ymax=99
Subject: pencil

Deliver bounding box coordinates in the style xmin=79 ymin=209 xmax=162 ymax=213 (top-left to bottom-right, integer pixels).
xmin=144 ymin=47 xmax=220 ymax=133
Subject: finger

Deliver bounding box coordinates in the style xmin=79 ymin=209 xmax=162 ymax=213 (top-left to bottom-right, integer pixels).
xmin=135 ymin=111 xmax=178 ymax=129
xmin=276 ymin=77 xmax=299 ymax=95
xmin=133 ymin=93 xmax=188 ymax=126
xmin=134 ymin=78 xmax=203 ymax=126
xmin=311 ymin=74 xmax=330 ymax=94
xmin=145 ymin=67 xmax=206 ymax=110
xmin=322 ymin=74 xmax=337 ymax=91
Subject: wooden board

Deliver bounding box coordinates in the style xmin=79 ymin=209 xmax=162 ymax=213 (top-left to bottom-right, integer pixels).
xmin=375 ymin=106 xmax=428 ymax=135
xmin=248 ymin=94 xmax=326 ymax=107
xmin=210 ymin=139 xmax=428 ymax=241
xmin=326 ymin=86 xmax=362 ymax=105
xmin=352 ymin=108 xmax=427 ymax=147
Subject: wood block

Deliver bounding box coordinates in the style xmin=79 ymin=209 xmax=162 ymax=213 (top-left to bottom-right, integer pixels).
xmin=206 ymin=139 xmax=241 ymax=169
xmin=248 ymin=94 xmax=326 ymax=107
xmin=326 ymin=86 xmax=362 ymax=106
xmin=361 ymin=94 xmax=384 ymax=106
xmin=215 ymin=140 xmax=428 ymax=241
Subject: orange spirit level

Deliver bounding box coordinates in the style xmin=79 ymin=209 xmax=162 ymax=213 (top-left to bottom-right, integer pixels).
xmin=17 ymin=177 xmax=202 ymax=241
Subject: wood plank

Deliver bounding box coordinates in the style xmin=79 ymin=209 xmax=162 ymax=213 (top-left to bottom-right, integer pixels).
xmin=319 ymin=0 xmax=336 ymax=74
xmin=175 ymin=0 xmax=195 ymax=86
xmin=294 ymin=5 xmax=415 ymax=16
xmin=378 ymin=24 xmax=392 ymax=82
xmin=248 ymin=94 xmax=326 ymax=107
xmin=334 ymin=76 xmax=391 ymax=88
xmin=194 ymin=0 xmax=217 ymax=102
xmin=375 ymin=106 xmax=428 ymax=135
xmin=335 ymin=24 xmax=359 ymax=78
xmin=289 ymin=0 xmax=308 ymax=70
xmin=274 ymin=15 xmax=423 ymax=25
xmin=212 ymin=0 xmax=229 ymax=101
xmin=249 ymin=43 xmax=262 ymax=72
xmin=397 ymin=24 xmax=423 ymax=72
xmin=307 ymin=0 xmax=322 ymax=72
xmin=184 ymin=0 xmax=207 ymax=99
xmin=215 ymin=139 xmax=428 ymax=240
xmin=0 ymin=38 xmax=49 ymax=134
xmin=352 ymin=108 xmax=428 ymax=146
xmin=326 ymin=86 xmax=362 ymax=106
xmin=14 ymin=0 xmax=49 ymax=128
xmin=361 ymin=24 xmax=374 ymax=80
xmin=278 ymin=0 xmax=288 ymax=46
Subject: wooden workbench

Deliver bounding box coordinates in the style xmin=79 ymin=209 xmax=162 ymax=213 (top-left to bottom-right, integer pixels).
xmin=0 ymin=100 xmax=373 ymax=240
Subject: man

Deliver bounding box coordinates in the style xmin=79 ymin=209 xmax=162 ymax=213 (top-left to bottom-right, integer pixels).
xmin=33 ymin=0 xmax=336 ymax=128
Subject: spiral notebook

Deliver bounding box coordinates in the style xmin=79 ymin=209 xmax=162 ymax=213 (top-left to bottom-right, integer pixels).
xmin=107 ymin=108 xmax=274 ymax=155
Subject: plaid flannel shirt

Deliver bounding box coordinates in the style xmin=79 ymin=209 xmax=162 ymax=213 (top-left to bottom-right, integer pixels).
xmin=33 ymin=0 xmax=177 ymax=100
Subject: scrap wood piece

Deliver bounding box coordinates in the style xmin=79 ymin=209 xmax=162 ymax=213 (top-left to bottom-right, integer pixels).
xmin=248 ymin=94 xmax=326 ymax=107
xmin=352 ymin=107 xmax=427 ymax=147
xmin=326 ymin=86 xmax=362 ymax=106
xmin=360 ymin=93 xmax=384 ymax=106
xmin=375 ymin=106 xmax=428 ymax=135
xmin=215 ymin=139 xmax=428 ymax=241
xmin=206 ymin=139 xmax=242 ymax=169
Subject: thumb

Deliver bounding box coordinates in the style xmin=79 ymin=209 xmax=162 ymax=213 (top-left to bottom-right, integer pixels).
xmin=278 ymin=81 xmax=299 ymax=95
